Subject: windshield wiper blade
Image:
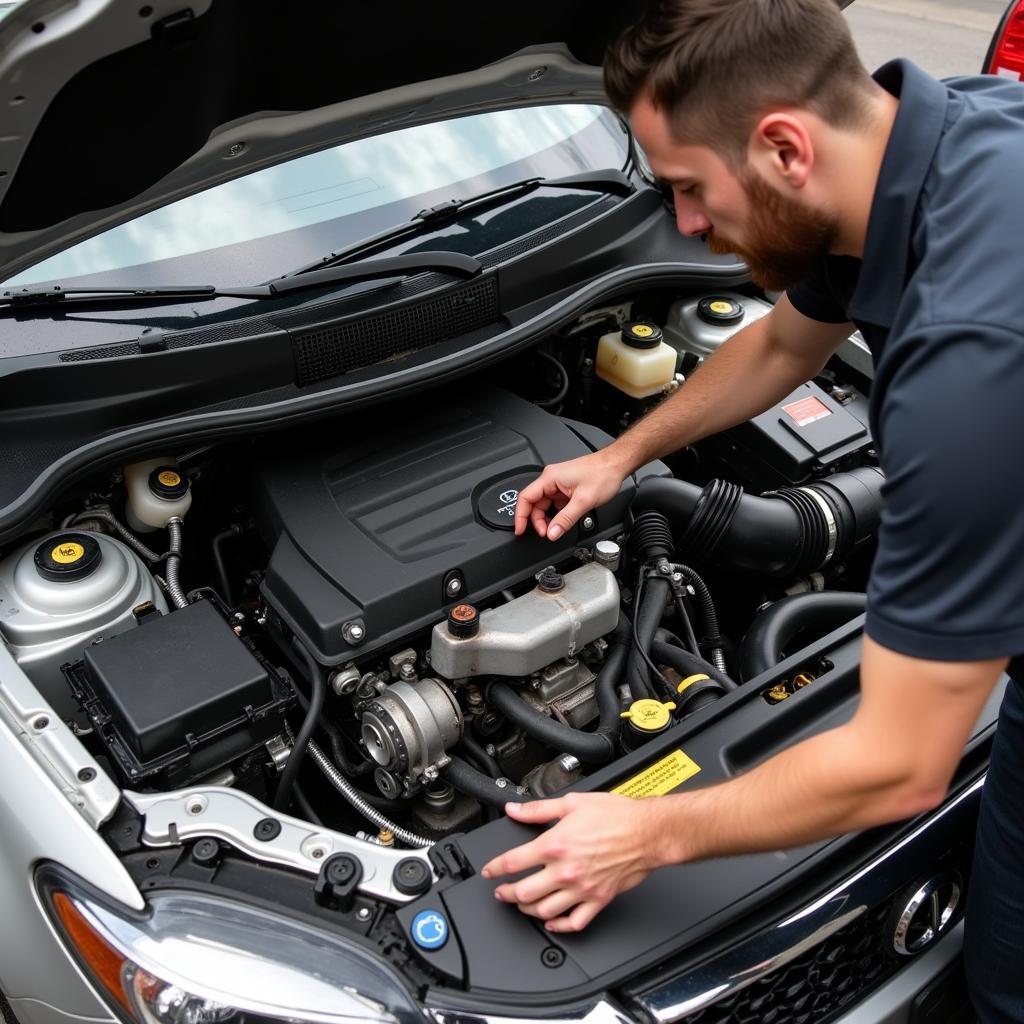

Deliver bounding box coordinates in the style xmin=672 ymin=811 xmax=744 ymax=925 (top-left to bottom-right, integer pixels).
xmin=0 ymin=251 xmax=482 ymax=314
xmin=285 ymin=168 xmax=635 ymax=278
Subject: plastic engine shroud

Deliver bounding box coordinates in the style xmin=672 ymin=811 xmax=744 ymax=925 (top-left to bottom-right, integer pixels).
xmin=252 ymin=387 xmax=655 ymax=664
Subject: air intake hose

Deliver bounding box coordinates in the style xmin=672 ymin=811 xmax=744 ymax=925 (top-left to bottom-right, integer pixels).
xmin=631 ymin=467 xmax=884 ymax=578
xmin=740 ymin=592 xmax=868 ymax=680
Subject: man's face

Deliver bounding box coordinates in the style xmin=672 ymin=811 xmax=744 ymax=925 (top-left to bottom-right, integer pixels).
xmin=629 ymin=93 xmax=838 ymax=291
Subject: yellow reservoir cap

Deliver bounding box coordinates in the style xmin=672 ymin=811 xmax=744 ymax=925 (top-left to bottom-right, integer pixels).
xmin=157 ymin=469 xmax=182 ymax=488
xmin=620 ymin=699 xmax=677 ymax=731
xmin=51 ymin=541 xmax=85 ymax=564
xmin=677 ymin=673 xmax=710 ymax=695
xmin=709 ymin=300 xmax=736 ymax=315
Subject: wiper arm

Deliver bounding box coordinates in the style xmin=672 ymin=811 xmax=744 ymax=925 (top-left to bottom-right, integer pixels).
xmin=0 ymin=251 xmax=482 ymax=315
xmin=285 ymin=168 xmax=634 ymax=278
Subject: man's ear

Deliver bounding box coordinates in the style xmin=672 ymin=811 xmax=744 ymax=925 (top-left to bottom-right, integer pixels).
xmin=749 ymin=112 xmax=814 ymax=188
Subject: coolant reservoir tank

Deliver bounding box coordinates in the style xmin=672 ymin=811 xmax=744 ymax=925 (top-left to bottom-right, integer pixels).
xmin=124 ymin=457 xmax=191 ymax=531
xmin=596 ymin=321 xmax=678 ymax=399
xmin=664 ymin=292 xmax=773 ymax=361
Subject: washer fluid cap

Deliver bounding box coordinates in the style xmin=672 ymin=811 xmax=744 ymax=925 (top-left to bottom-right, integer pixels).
xmin=622 ymin=321 xmax=664 ymax=350
xmin=34 ymin=532 xmax=102 ymax=583
xmin=697 ymin=296 xmax=745 ymax=326
xmin=620 ymin=698 xmax=676 ymax=731
xmin=148 ymin=465 xmax=189 ymax=500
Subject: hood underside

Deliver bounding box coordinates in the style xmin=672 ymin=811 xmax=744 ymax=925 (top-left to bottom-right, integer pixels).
xmin=0 ymin=0 xmax=650 ymax=281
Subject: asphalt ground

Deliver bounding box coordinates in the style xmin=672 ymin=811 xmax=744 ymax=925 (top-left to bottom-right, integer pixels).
xmin=847 ymin=0 xmax=1008 ymax=78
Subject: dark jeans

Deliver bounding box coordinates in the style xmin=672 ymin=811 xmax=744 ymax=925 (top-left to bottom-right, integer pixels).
xmin=965 ymin=678 xmax=1024 ymax=1022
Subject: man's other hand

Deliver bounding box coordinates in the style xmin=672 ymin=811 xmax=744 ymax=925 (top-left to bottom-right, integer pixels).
xmin=514 ymin=451 xmax=630 ymax=541
xmin=480 ymin=793 xmax=666 ymax=933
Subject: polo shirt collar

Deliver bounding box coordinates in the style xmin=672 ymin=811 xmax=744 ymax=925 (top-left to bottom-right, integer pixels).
xmin=847 ymin=60 xmax=951 ymax=328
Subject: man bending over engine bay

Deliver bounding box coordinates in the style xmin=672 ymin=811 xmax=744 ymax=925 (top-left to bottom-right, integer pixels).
xmin=485 ymin=1 xmax=1024 ymax=1018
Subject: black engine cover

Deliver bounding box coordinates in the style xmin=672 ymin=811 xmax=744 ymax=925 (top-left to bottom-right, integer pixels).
xmin=254 ymin=387 xmax=640 ymax=664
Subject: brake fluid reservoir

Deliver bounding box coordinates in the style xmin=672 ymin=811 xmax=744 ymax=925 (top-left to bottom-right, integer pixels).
xmin=664 ymin=292 xmax=773 ymax=361
xmin=124 ymin=458 xmax=191 ymax=531
xmin=0 ymin=531 xmax=167 ymax=719
xmin=596 ymin=321 xmax=677 ymax=399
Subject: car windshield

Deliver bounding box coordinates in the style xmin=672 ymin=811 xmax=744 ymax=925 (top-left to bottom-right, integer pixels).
xmin=4 ymin=104 xmax=628 ymax=289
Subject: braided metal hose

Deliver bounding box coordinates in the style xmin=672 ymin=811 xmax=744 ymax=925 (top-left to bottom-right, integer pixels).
xmin=164 ymin=517 xmax=188 ymax=610
xmin=307 ymin=739 xmax=432 ymax=849
xmin=68 ymin=508 xmax=163 ymax=563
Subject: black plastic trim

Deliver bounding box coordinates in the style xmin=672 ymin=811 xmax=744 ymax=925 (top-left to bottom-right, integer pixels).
xmin=0 ymin=257 xmax=746 ymax=544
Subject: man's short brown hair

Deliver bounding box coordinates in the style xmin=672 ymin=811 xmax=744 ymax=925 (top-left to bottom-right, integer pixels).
xmin=605 ymin=0 xmax=876 ymax=166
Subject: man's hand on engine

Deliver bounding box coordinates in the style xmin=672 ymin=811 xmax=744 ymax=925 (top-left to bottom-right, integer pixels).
xmin=481 ymin=793 xmax=669 ymax=932
xmin=514 ymin=450 xmax=632 ymax=541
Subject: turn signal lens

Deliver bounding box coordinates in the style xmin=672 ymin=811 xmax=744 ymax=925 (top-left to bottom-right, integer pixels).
xmin=51 ymin=892 xmax=237 ymax=1024
xmin=39 ymin=872 xmax=417 ymax=1024
xmin=52 ymin=892 xmax=135 ymax=1015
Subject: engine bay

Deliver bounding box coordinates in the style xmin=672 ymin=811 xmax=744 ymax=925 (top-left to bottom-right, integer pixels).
xmin=0 ymin=286 xmax=884 ymax=958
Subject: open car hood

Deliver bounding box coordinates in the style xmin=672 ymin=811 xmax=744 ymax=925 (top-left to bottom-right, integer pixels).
xmin=0 ymin=0 xmax=654 ymax=282
xmin=0 ymin=0 xmax=857 ymax=284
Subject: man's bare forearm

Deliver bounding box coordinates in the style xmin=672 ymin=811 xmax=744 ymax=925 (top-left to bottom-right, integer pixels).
xmin=648 ymin=726 xmax=933 ymax=869
xmin=649 ymin=642 xmax=1006 ymax=868
xmin=604 ymin=314 xmax=831 ymax=475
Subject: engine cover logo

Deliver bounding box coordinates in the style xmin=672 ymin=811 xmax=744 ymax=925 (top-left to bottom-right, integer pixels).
xmin=476 ymin=472 xmax=540 ymax=531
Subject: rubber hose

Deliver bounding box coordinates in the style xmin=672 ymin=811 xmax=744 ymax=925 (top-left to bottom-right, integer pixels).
xmin=317 ymin=714 xmax=374 ymax=778
xmin=308 ymin=739 xmax=431 ymax=848
xmin=595 ymin=636 xmax=631 ymax=734
xmin=210 ymin=527 xmax=237 ymax=607
xmin=534 ymin=350 xmax=570 ymax=408
xmin=740 ymin=592 xmax=868 ymax=680
xmin=628 ymin=575 xmax=672 ymax=701
xmin=291 ymin=781 xmax=323 ymax=827
xmin=164 ymin=517 xmax=188 ymax=610
xmin=273 ymin=638 xmax=326 ymax=811
xmin=485 ymin=680 xmax=615 ymax=764
xmin=70 ymin=508 xmax=164 ymax=563
xmin=650 ymin=639 xmax=736 ymax=692
xmin=632 ymin=467 xmax=885 ymax=577
xmin=460 ymin=731 xmax=502 ymax=779
xmin=672 ymin=564 xmax=727 ymax=674
xmin=443 ymin=755 xmax=525 ymax=808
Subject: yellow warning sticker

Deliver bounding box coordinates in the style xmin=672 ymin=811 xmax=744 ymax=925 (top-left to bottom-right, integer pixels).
xmin=158 ymin=470 xmax=182 ymax=487
xmin=710 ymin=300 xmax=735 ymax=315
xmin=631 ymin=324 xmax=655 ymax=338
xmin=612 ymin=749 xmax=702 ymax=799
xmin=51 ymin=541 xmax=85 ymax=564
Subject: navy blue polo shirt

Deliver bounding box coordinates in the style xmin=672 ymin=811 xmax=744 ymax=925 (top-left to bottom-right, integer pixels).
xmin=788 ymin=60 xmax=1024 ymax=668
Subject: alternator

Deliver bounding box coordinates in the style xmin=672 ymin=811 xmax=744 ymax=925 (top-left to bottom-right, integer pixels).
xmin=360 ymin=678 xmax=462 ymax=784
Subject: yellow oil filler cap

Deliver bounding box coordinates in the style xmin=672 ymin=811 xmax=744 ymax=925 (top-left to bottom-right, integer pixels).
xmin=34 ymin=532 xmax=102 ymax=583
xmin=620 ymin=698 xmax=676 ymax=750
xmin=677 ymin=673 xmax=711 ymax=695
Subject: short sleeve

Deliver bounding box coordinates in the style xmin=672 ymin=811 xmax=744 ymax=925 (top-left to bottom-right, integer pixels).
xmin=786 ymin=257 xmax=856 ymax=325
xmin=865 ymin=322 xmax=1024 ymax=661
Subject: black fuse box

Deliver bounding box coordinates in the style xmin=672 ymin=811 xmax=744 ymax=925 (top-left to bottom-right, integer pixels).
xmin=64 ymin=598 xmax=293 ymax=788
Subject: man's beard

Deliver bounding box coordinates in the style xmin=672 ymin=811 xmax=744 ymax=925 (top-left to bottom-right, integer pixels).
xmin=704 ymin=170 xmax=839 ymax=292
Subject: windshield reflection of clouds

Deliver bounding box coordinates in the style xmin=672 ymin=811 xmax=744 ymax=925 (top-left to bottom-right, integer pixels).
xmin=7 ymin=105 xmax=603 ymax=285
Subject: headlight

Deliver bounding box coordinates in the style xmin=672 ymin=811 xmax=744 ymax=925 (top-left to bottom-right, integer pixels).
xmin=37 ymin=867 xmax=423 ymax=1024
